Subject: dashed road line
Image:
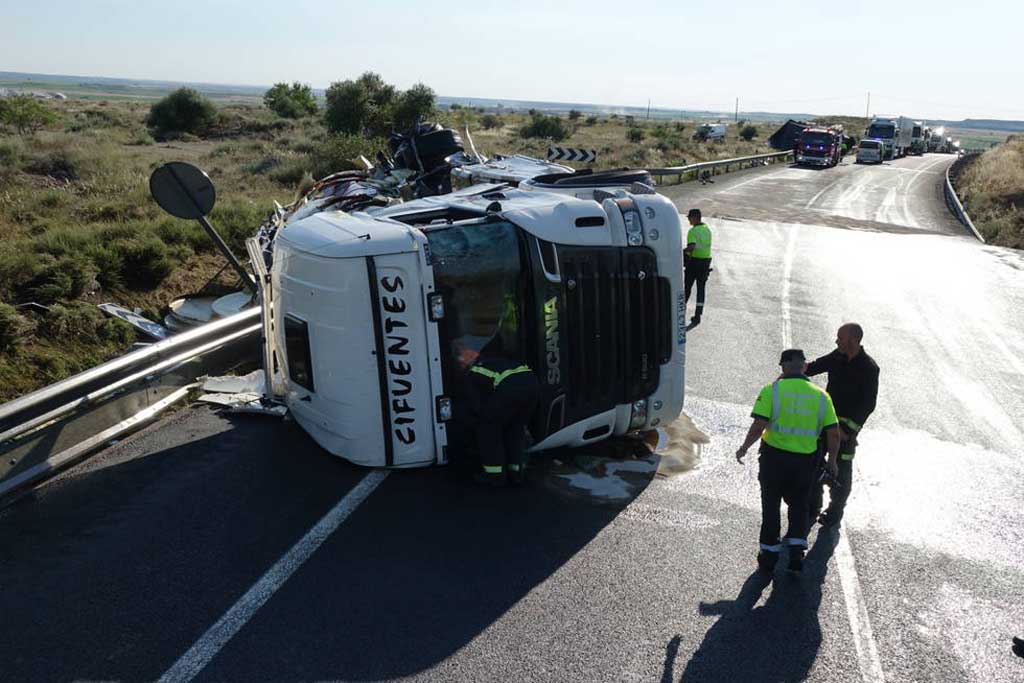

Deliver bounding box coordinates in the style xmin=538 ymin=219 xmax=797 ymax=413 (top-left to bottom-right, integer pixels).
xmin=780 ymin=225 xmax=885 ymax=683
xmin=157 ymin=470 xmax=390 ymax=683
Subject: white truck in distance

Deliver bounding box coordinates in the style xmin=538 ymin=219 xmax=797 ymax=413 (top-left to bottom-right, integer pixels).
xmin=253 ymin=183 xmax=687 ymax=468
xmin=866 ymin=116 xmax=915 ymax=159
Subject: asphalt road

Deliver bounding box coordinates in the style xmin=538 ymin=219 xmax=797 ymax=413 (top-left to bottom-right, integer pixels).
xmin=2 ymin=154 xmax=1023 ymax=682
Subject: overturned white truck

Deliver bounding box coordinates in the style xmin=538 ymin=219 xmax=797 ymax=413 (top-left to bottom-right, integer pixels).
xmin=251 ymin=181 xmax=687 ymax=468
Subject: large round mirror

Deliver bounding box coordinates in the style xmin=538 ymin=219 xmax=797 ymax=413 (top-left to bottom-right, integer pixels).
xmin=149 ymin=162 xmax=216 ymax=219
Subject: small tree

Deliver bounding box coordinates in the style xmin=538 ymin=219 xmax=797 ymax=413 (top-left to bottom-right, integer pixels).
xmin=391 ymin=83 xmax=436 ymax=130
xmin=146 ymin=88 xmax=217 ymax=136
xmin=263 ymin=82 xmax=317 ymax=119
xmin=480 ymin=114 xmax=502 ymax=130
xmin=0 ymin=96 xmax=58 ymax=135
xmin=627 ymin=128 xmax=645 ymax=143
xmin=568 ymin=109 xmax=582 ymax=121
xmin=585 ymin=115 xmax=599 ymax=126
xmin=324 ymin=79 xmax=371 ymax=134
xmin=740 ymin=125 xmax=758 ymax=141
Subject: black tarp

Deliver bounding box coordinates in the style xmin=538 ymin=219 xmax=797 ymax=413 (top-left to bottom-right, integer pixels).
xmin=768 ymin=120 xmax=809 ymax=151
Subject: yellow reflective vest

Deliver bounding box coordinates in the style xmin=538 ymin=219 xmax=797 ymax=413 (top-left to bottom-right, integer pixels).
xmin=687 ymin=223 xmax=712 ymax=259
xmin=752 ymin=377 xmax=838 ymax=454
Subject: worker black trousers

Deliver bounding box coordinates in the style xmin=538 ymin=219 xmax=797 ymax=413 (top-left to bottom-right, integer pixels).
xmin=809 ymin=457 xmax=855 ymax=525
xmin=758 ymin=444 xmax=817 ymax=549
xmin=684 ymin=257 xmax=711 ymax=319
xmin=476 ymin=372 xmax=540 ymax=475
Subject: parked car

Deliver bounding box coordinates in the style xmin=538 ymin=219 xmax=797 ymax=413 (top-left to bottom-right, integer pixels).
xmin=856 ymin=139 xmax=884 ymax=164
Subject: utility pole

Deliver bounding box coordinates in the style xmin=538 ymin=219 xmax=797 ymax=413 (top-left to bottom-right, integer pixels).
xmin=735 ymin=97 xmax=739 ymax=122
xmin=866 ymin=92 xmax=870 ymax=119
xmin=647 ymin=99 xmax=651 ymax=120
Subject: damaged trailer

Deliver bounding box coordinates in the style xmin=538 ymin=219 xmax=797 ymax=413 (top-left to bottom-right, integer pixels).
xmin=247 ymin=180 xmax=687 ymax=468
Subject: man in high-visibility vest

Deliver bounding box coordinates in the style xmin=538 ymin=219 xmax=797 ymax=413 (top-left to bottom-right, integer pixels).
xmin=684 ymin=208 xmax=713 ymax=326
xmin=468 ymin=350 xmax=540 ymax=487
xmin=736 ymin=349 xmax=841 ymax=574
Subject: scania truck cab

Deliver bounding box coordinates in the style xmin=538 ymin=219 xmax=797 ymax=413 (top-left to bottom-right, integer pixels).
xmin=254 ymin=184 xmax=686 ymax=468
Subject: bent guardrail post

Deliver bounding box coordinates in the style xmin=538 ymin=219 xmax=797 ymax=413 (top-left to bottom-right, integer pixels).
xmin=0 ymin=307 xmax=261 ymax=504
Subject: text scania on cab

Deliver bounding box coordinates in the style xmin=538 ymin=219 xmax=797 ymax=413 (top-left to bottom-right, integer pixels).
xmin=251 ymin=183 xmax=687 ymax=468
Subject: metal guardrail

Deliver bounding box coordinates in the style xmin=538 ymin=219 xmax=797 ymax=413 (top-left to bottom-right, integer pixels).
xmin=0 ymin=307 xmax=262 ymax=504
xmin=944 ymin=152 xmax=985 ymax=243
xmin=647 ymin=150 xmax=794 ymax=185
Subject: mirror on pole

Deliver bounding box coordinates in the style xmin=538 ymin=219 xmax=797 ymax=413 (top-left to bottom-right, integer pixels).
xmin=149 ymin=162 xmax=216 ymax=219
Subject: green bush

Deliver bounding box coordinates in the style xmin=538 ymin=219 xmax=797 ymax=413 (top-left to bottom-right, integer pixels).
xmin=20 ymin=254 xmax=97 ymax=304
xmin=116 ymin=236 xmax=174 ymax=289
xmin=391 ymin=83 xmax=436 ymax=130
xmin=480 ymin=114 xmax=502 ymax=130
xmin=146 ymin=88 xmax=218 ymax=137
xmin=38 ymin=302 xmax=133 ymax=345
xmin=585 ymin=115 xmax=599 ymax=126
xmin=0 ymin=302 xmax=32 ymax=352
xmin=568 ymin=109 xmax=582 ymax=121
xmin=0 ymin=95 xmax=59 ymax=134
xmin=208 ymin=202 xmax=268 ymax=254
xmin=740 ymin=125 xmax=758 ymax=141
xmin=264 ymin=82 xmax=318 ymax=119
xmin=324 ymin=72 xmax=396 ymax=135
xmin=23 ymin=146 xmax=83 ymax=181
xmin=519 ymin=115 xmax=570 ymax=142
xmin=627 ymin=128 xmax=645 ymax=143
xmin=309 ymin=134 xmax=385 ymax=179
xmin=0 ymin=139 xmax=22 ymax=167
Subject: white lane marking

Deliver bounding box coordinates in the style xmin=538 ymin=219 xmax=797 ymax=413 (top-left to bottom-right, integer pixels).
xmin=779 ymin=225 xmax=885 ymax=683
xmin=157 ymin=470 xmax=390 ymax=683
xmin=834 ymin=534 xmax=886 ymax=682
xmin=780 ymin=224 xmax=796 ymax=346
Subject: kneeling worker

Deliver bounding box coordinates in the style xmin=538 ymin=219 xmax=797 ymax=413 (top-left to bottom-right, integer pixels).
xmin=736 ymin=349 xmax=841 ymax=574
xmin=468 ymin=347 xmax=540 ymax=487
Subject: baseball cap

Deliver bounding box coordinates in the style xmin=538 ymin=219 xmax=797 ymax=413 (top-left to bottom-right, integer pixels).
xmin=779 ymin=348 xmax=806 ymax=364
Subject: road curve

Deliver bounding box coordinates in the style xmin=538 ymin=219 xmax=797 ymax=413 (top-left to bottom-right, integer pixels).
xmin=1 ymin=154 xmax=1022 ymax=683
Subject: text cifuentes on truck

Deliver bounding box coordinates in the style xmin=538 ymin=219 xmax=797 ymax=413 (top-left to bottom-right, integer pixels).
xmin=251 ymin=184 xmax=687 ymax=468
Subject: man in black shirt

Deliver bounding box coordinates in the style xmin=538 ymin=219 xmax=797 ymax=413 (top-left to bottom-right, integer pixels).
xmin=806 ymin=322 xmax=880 ymax=528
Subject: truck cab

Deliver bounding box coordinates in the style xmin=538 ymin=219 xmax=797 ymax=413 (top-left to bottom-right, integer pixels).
xmin=866 ymin=118 xmax=899 ymax=159
xmin=795 ymin=127 xmax=842 ymax=167
xmin=259 ymin=184 xmax=686 ymax=468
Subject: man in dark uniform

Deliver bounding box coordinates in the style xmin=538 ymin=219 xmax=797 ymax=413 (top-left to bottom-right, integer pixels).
xmin=467 ymin=348 xmax=540 ymax=487
xmin=807 ymin=322 xmax=880 ymax=529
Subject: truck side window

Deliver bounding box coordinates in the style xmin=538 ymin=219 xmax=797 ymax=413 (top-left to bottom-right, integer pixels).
xmin=284 ymin=315 xmax=315 ymax=392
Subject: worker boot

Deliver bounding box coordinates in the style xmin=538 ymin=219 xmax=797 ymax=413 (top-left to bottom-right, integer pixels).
xmin=757 ymin=550 xmax=779 ymax=575
xmin=507 ymin=463 xmax=525 ymax=487
xmin=787 ymin=547 xmax=805 ymax=574
xmin=1013 ymin=637 xmax=1024 ymax=658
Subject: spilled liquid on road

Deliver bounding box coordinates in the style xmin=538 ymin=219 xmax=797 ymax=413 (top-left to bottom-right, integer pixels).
xmin=544 ymin=412 xmax=710 ymax=503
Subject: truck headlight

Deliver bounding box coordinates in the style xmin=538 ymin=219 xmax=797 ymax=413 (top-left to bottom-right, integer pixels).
xmin=428 ymin=292 xmax=445 ymax=321
xmin=627 ymin=233 xmax=643 ymax=246
xmin=629 ymin=399 xmax=648 ymax=429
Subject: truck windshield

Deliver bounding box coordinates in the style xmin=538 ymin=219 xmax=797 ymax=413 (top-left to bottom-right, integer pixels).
xmin=867 ymin=124 xmax=895 ymax=139
xmin=861 ymin=140 xmax=880 ymax=149
xmin=802 ymin=133 xmax=833 ymax=145
xmin=425 ymin=219 xmax=526 ymax=372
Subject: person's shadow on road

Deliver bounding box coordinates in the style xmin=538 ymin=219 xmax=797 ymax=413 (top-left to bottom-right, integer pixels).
xmin=668 ymin=529 xmax=840 ymax=683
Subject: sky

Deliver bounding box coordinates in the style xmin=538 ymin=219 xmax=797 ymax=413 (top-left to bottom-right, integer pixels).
xmin=2 ymin=0 xmax=1022 ymax=121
